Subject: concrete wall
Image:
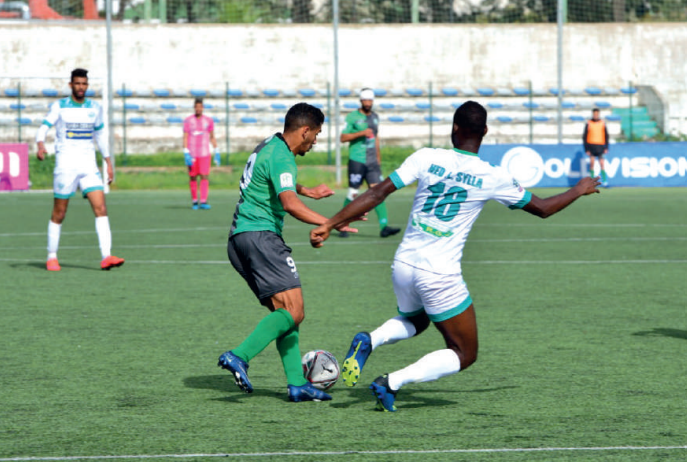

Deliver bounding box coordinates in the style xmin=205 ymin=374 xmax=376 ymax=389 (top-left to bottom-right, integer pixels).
xmin=1 ymin=22 xmax=686 ymax=98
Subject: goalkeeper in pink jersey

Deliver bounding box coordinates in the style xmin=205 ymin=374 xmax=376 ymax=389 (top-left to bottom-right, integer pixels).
xmin=183 ymin=98 xmax=219 ymax=210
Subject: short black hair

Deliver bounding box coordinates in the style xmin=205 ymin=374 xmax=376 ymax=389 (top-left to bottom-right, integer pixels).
xmin=194 ymin=98 xmax=203 ymax=105
xmin=284 ymin=102 xmax=325 ymax=133
xmin=592 ymin=108 xmax=600 ymax=112
xmin=71 ymin=68 xmax=88 ymax=82
xmin=453 ymin=101 xmax=487 ymax=137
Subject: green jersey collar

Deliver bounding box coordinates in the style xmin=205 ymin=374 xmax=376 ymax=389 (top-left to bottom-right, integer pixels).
xmin=69 ymin=96 xmax=87 ymax=107
xmin=452 ymin=148 xmax=479 ymax=157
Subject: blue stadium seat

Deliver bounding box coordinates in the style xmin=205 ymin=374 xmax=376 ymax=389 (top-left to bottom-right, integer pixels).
xmin=16 ymin=117 xmax=32 ymax=125
xmin=263 ymin=89 xmax=280 ymax=97
xmin=415 ymin=102 xmax=431 ymax=110
xmin=338 ymin=89 xmax=352 ymax=97
xmin=605 ymin=115 xmax=622 ymax=122
xmin=212 ymin=116 xmax=221 ymax=123
xmin=167 ymin=116 xmax=183 ymax=124
xmin=513 ymin=87 xmax=530 ymax=96
xmin=477 ymin=88 xmax=495 ymax=96
xmin=153 ymin=89 xmax=170 ymax=97
xmin=86 ymin=89 xmax=97 ymax=97
xmin=496 ymin=116 xmax=513 ymax=123
xmin=450 ymin=102 xmax=463 ymax=109
xmin=562 ymin=101 xmax=576 ymax=109
xmin=620 ymin=87 xmax=637 ymax=94
xmin=379 ymin=103 xmax=395 ymax=110
xmin=227 ymin=89 xmax=243 ymax=97
xmin=441 ymin=88 xmax=459 ymax=96
xmin=116 ymin=88 xmax=133 ymax=97
xmin=533 ymin=115 xmax=550 ymax=122
xmin=312 ymin=103 xmax=324 ymax=109
xmin=9 ymin=104 xmax=26 ymax=110
xmin=190 ymin=89 xmax=207 ymax=97
xmin=204 ymin=103 xmax=214 ymax=109
xmin=595 ymin=101 xmax=612 ymax=108
xmin=424 ymin=116 xmax=440 ymax=122
xmin=241 ymin=117 xmax=258 ymax=123
xmin=160 ymin=103 xmax=176 ymax=110
xmin=548 ymin=88 xmax=567 ymax=96
xmin=233 ymin=103 xmax=250 ymax=110
xmin=4 ymin=89 xmax=19 ymax=97
xmin=343 ymin=102 xmax=358 ymax=109
xmin=388 ymin=116 xmax=404 ymax=123
xmin=523 ymin=102 xmax=539 ymax=109
xmin=405 ymin=88 xmax=423 ymax=96
xmin=42 ymin=89 xmax=59 ymax=97
xmin=374 ymin=88 xmax=387 ymax=97
xmin=487 ymin=102 xmax=503 ymax=109
xmin=271 ymin=103 xmax=287 ymax=110
xmin=277 ymin=116 xmax=286 ymax=123
xmin=129 ymin=117 xmax=146 ymax=124
xmin=124 ymin=103 xmax=139 ymax=110
xmin=298 ymin=89 xmax=316 ymax=97
xmin=569 ymin=115 xmax=585 ymax=122
xmin=585 ymin=86 xmax=602 ymax=95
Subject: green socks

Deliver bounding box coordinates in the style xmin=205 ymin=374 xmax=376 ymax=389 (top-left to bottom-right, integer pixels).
xmin=276 ymin=326 xmax=307 ymax=386
xmin=601 ymin=170 xmax=607 ymax=181
xmin=232 ymin=309 xmax=295 ymax=363
xmin=374 ymin=202 xmax=389 ymax=230
xmin=343 ymin=197 xmax=351 ymax=207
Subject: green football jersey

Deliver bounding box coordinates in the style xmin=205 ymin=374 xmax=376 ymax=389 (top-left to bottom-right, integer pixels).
xmin=230 ymin=134 xmax=298 ymax=236
xmin=342 ymin=109 xmax=379 ymax=164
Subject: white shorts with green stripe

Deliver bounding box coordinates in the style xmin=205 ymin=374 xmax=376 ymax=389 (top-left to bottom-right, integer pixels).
xmin=53 ymin=169 xmax=104 ymax=199
xmin=392 ymin=259 xmax=472 ymax=323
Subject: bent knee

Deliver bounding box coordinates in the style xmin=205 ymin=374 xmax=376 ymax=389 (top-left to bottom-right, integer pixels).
xmin=457 ymin=348 xmax=478 ymax=370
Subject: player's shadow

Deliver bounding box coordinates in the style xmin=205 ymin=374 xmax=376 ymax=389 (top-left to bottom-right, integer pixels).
xmin=183 ymin=374 xmax=283 ymax=403
xmin=329 ymin=385 xmax=518 ymax=411
xmin=12 ymin=262 xmax=99 ymax=271
xmin=165 ymin=205 xmax=196 ymax=210
xmin=632 ymin=328 xmax=687 ymax=340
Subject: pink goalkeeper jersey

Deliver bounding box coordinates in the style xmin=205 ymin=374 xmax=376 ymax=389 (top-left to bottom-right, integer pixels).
xmin=183 ymin=115 xmax=214 ymax=158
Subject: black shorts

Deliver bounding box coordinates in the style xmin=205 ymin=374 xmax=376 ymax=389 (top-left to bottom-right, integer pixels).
xmin=587 ymin=145 xmax=606 ymax=157
xmin=227 ymin=231 xmax=301 ymax=304
xmin=348 ymin=160 xmax=383 ymax=188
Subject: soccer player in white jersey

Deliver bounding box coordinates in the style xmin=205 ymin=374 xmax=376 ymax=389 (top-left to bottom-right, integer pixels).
xmin=36 ymin=68 xmax=125 ymax=272
xmin=310 ymin=101 xmax=601 ymax=412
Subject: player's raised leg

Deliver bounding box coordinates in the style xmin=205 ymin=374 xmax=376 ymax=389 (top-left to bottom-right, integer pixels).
xmin=86 ymin=189 xmax=124 ymax=270
xmin=372 ymin=304 xmax=477 ymax=412
xmin=46 ymin=197 xmax=70 ymax=271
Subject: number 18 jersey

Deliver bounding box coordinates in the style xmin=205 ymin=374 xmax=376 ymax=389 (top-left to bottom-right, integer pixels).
xmin=388 ymin=147 xmax=532 ymax=275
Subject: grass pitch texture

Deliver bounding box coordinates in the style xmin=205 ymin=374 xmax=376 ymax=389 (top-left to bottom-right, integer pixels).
xmin=0 ymin=188 xmax=685 ymax=461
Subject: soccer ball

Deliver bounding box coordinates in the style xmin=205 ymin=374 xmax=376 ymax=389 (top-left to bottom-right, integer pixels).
xmin=302 ymin=350 xmax=340 ymax=391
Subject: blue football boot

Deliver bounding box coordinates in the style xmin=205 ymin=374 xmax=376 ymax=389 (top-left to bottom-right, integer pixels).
xmin=199 ymin=203 xmax=212 ymax=210
xmin=218 ymin=351 xmax=253 ymax=393
xmin=370 ymin=375 xmax=397 ymax=412
xmin=287 ymin=382 xmax=332 ymax=402
xmin=341 ymin=332 xmax=372 ymax=387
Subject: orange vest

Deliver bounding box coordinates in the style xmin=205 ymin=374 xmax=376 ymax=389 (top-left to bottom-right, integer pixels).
xmin=586 ymin=120 xmax=606 ymax=145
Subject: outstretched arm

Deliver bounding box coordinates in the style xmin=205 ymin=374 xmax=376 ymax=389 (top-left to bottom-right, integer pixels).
xmin=297 ymin=183 xmax=334 ymax=200
xmin=310 ymin=177 xmax=397 ymax=247
xmin=523 ymin=176 xmax=600 ymax=219
xmin=280 ymin=190 xmax=359 ymax=232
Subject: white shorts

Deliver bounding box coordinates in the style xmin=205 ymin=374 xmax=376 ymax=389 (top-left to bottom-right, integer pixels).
xmin=391 ymin=260 xmax=473 ymax=323
xmin=53 ymin=170 xmax=104 ymax=199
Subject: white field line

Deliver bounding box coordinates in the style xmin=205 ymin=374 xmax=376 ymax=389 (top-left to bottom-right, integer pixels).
xmin=1 ymin=445 xmax=686 ymax=461
xmin=2 ymin=236 xmax=687 ymax=251
xmin=2 ymin=257 xmax=687 ymax=265
xmin=2 ymin=222 xmax=687 ymax=239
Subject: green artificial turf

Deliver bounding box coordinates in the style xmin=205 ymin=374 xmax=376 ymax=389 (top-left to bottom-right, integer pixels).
xmin=0 ymin=187 xmax=685 ymax=461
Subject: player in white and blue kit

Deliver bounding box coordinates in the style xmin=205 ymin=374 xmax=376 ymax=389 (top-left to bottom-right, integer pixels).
xmin=36 ymin=68 xmax=124 ymax=271
xmin=311 ymin=101 xmax=601 ymax=412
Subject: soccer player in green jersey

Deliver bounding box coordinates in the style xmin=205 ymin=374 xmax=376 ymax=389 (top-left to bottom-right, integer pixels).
xmin=339 ymin=88 xmax=400 ymax=238
xmin=218 ymin=103 xmax=360 ymax=402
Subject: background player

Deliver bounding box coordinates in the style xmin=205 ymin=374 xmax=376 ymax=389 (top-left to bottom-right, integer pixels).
xmin=183 ymin=98 xmax=220 ymax=209
xmin=583 ymin=107 xmax=610 ymax=187
xmin=311 ymin=101 xmax=601 ymax=412
xmin=339 ymin=88 xmax=400 ymax=238
xmin=36 ymin=68 xmax=124 ymax=272
xmin=218 ymin=103 xmax=361 ymax=402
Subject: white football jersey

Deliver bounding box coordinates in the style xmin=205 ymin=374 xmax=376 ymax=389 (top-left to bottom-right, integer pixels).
xmin=389 ymin=147 xmax=532 ymax=275
xmin=39 ymin=97 xmax=104 ymax=172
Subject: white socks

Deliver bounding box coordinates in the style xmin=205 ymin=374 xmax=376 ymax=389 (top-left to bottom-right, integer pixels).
xmin=370 ymin=316 xmax=417 ymax=350
xmin=95 ymin=216 xmax=112 ymax=259
xmin=388 ymin=349 xmax=462 ymax=391
xmin=47 ymin=220 xmax=61 ymax=260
